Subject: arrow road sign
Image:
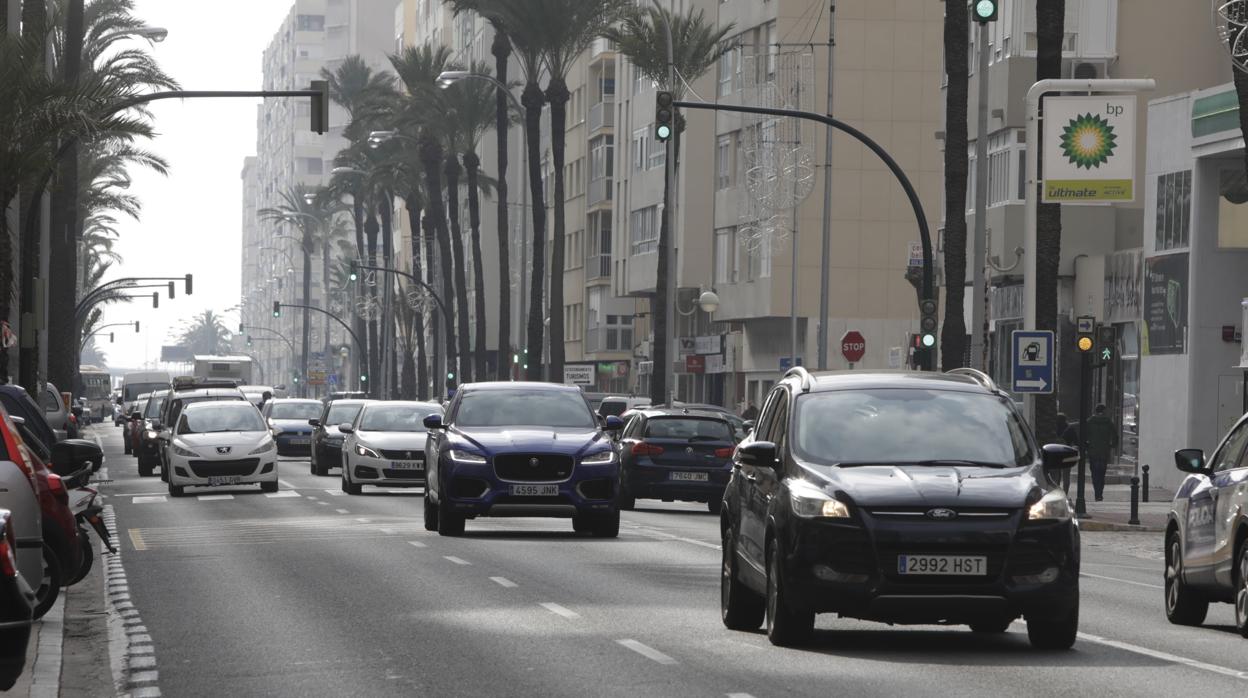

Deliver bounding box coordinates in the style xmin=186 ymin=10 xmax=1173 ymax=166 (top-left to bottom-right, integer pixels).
xmin=1012 ymin=330 xmax=1054 ymax=394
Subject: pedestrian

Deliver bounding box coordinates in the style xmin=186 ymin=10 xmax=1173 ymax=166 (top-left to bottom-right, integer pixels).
xmin=1055 ymin=412 xmax=1078 ymax=447
xmin=741 ymin=401 xmax=758 ymax=421
xmin=1084 ymin=404 xmax=1118 ymax=501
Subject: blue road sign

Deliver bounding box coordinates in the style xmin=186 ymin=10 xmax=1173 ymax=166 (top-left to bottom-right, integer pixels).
xmin=1011 ymin=330 xmax=1054 ymax=394
xmin=327 ymin=373 xmax=338 ymax=386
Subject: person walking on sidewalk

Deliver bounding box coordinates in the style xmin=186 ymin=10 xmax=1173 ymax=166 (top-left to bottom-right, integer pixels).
xmin=1084 ymin=404 xmax=1118 ymax=502
xmin=1055 ymin=413 xmax=1078 ymax=447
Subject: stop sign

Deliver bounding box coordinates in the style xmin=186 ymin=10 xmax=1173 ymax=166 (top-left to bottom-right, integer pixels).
xmin=841 ymin=330 xmax=866 ymax=363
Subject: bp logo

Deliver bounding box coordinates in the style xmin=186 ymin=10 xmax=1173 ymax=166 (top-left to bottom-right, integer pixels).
xmin=1059 ymin=113 xmax=1118 ymax=169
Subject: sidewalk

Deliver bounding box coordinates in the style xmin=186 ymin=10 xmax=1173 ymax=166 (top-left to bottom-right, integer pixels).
xmin=1074 ymin=482 xmax=1172 ymax=532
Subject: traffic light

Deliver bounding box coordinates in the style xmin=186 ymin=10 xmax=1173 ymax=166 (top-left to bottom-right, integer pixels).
xmin=185 ymin=273 xmax=193 ymax=295
xmin=272 ymin=301 xmax=281 ymax=318
xmin=655 ymin=91 xmax=674 ymax=143
xmin=1076 ymin=316 xmax=1096 ymax=353
xmin=239 ymin=323 xmax=245 ymax=334
xmin=246 ymin=335 xmax=252 ymax=347
xmin=348 ymin=259 xmax=358 ymax=282
xmin=152 ymin=292 xmax=159 ymax=309
xmin=310 ymin=80 xmax=329 ymax=134
xmin=918 ymin=298 xmax=938 ymax=349
xmin=972 ymin=0 xmax=998 ymax=23
xmin=134 ymin=321 xmax=140 ymax=332
xmin=1097 ymin=324 xmax=1116 ymax=363
xmin=168 ymin=281 xmax=176 ymax=299
xmin=108 ymin=332 xmax=114 ymax=343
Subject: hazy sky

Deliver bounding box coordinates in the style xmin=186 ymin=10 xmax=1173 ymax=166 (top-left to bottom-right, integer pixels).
xmin=100 ymin=1 xmax=298 ymax=371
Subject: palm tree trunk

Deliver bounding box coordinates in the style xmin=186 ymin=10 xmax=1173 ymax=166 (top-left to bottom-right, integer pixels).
xmin=322 ymin=237 xmax=331 ymax=370
xmin=365 ymin=210 xmax=381 ymax=397
xmin=1034 ymin=0 xmax=1066 ymax=444
xmin=465 ymin=152 xmax=489 ymax=381
xmin=380 ymin=196 xmax=396 ymax=398
xmin=492 ymin=25 xmax=512 ymax=380
xmin=407 ymin=199 xmax=429 ymax=401
xmin=301 ymin=229 xmax=312 ymax=398
xmin=422 ymin=136 xmax=459 ymax=393
xmin=545 ymin=78 xmax=569 ymax=383
xmin=0 ymin=185 xmax=15 ymax=382
xmin=445 ymin=154 xmax=473 ymax=384
xmin=522 ymin=82 xmax=547 ymax=381
xmin=351 ymin=192 xmax=367 ymax=390
xmin=18 ymin=0 xmax=49 ymax=393
xmin=940 ymin=0 xmax=969 ymax=371
xmin=423 ymin=214 xmax=447 ymax=398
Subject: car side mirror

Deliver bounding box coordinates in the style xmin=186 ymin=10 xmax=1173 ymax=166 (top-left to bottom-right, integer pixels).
xmin=737 ymin=441 xmax=777 ymax=468
xmin=423 ymin=414 xmax=444 ymax=430
xmin=603 ymin=415 xmax=624 ymax=431
xmin=1175 ymin=448 xmax=1208 ymax=475
xmin=1041 ymin=443 xmax=1079 ymax=470
xmin=51 ymin=439 xmax=104 ymax=477
xmin=338 ymin=423 xmax=354 ymax=434
xmin=308 ymin=418 xmax=320 ymax=427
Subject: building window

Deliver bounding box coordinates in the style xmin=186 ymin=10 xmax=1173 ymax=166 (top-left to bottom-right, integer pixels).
xmin=739 ymin=231 xmax=771 ymax=281
xmin=590 ymin=136 xmax=614 ymax=180
xmin=630 ymin=206 xmax=659 ymax=255
xmin=632 ymin=128 xmax=648 ymax=172
xmin=1155 ymin=170 xmax=1192 ymax=251
xmin=714 ymin=227 xmax=737 ymax=284
xmin=715 ymin=134 xmax=733 ymax=190
xmin=302 ymin=157 xmax=323 ymax=175
xmin=606 ymin=314 xmax=633 ymax=351
xmin=718 ymin=46 xmax=734 ymax=97
xmin=295 ymin=14 xmax=324 ymax=32
xmin=647 ymin=133 xmax=666 ymax=170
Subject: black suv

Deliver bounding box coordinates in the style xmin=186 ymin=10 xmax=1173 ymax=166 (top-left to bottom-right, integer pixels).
xmin=719 ymin=368 xmax=1081 ymax=648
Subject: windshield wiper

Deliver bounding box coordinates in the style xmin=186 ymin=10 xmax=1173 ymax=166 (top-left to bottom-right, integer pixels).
xmin=910 ymin=459 xmax=1009 ymax=468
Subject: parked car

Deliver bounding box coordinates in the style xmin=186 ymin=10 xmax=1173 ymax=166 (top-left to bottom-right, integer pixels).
xmin=0 ymin=509 xmax=34 ymax=691
xmin=617 ymin=408 xmax=736 ymax=513
xmin=261 ymin=399 xmax=323 ymax=457
xmin=423 ymin=382 xmax=624 ymax=537
xmin=310 ymin=399 xmax=370 ymax=476
xmin=0 ymin=407 xmax=42 ymax=615
xmin=1164 ymin=412 xmax=1248 ymax=636
xmin=164 ymin=401 xmax=278 ymax=497
xmin=36 ymin=382 xmax=71 ymax=442
xmin=719 ymin=368 xmax=1081 ymax=649
xmin=339 ymin=401 xmax=442 ymax=494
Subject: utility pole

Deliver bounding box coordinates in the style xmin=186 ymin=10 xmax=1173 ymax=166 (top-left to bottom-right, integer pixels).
xmin=816 ymin=1 xmax=836 ymax=370
xmin=970 ymin=18 xmax=990 ymax=370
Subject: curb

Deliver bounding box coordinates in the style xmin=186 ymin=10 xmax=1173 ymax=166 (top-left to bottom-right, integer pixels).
xmin=102 ymin=505 xmax=162 ymax=698
xmin=1078 ymin=519 xmax=1165 ymax=533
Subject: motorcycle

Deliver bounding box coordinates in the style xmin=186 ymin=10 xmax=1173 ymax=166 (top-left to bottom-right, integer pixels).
xmin=63 ymin=483 xmax=114 ymax=587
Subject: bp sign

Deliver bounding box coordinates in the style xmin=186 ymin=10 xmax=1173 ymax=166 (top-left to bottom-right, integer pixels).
xmin=1042 ymin=95 xmax=1136 ymax=204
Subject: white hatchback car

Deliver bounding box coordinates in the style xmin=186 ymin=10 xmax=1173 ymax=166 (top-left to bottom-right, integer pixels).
xmin=166 ymin=401 xmax=278 ymax=497
xmin=339 ymin=401 xmax=442 ymax=495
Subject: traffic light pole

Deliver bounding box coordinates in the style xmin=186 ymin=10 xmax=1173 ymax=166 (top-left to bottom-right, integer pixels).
xmin=356 ymin=263 xmax=451 ymax=396
xmin=672 ymin=99 xmax=935 ymax=368
xmin=1076 ymin=350 xmax=1091 ymax=517
xmin=276 ymin=303 xmax=367 ymax=395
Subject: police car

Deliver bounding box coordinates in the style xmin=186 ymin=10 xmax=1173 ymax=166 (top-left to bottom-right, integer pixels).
xmin=1165 ymin=414 xmax=1248 ymax=637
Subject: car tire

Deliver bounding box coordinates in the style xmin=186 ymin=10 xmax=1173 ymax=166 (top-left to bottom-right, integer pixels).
xmin=159 ymin=460 xmax=169 ymax=482
xmin=168 ymin=481 xmax=185 ymax=498
xmin=1165 ymin=532 xmax=1208 ymax=626
xmin=707 ymin=499 xmax=722 ymax=515
xmin=765 ymin=538 xmax=814 ymax=647
xmin=341 ymin=468 xmax=362 ymax=495
xmin=32 ymin=543 xmax=63 ymax=620
xmin=66 ymin=530 xmax=93 ymax=586
xmin=423 ymin=491 xmax=439 ymax=532
xmin=1235 ymin=540 xmax=1248 ymax=638
xmin=260 ymin=480 xmax=279 ymax=493
xmin=1026 ymin=597 xmax=1078 ymax=650
xmin=969 ymin=616 xmax=1013 ymax=633
xmin=617 ymin=487 xmax=636 ymax=511
xmin=590 ymin=510 xmax=620 ymax=538
xmin=437 ymin=499 xmax=465 ymax=536
xmin=137 ymin=461 xmax=153 ymax=478
xmin=721 ymin=525 xmax=765 ymax=631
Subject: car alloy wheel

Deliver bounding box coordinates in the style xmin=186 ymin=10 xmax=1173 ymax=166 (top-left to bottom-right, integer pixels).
xmin=423 ymin=490 xmax=439 ymax=532
xmin=1165 ymin=533 xmax=1208 ymax=626
xmin=721 ymin=526 xmax=764 ymax=631
xmin=32 ymin=543 xmax=63 ymax=619
xmin=1236 ymin=543 xmax=1248 ymax=638
xmin=765 ymin=539 xmax=813 ymax=646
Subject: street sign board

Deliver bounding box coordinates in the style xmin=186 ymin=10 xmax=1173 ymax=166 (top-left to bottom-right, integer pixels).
xmin=1011 ymin=330 xmax=1054 ymax=394
xmin=907 ymin=241 xmax=923 ymax=268
xmin=1076 ymin=316 xmax=1096 ymax=334
xmin=685 ymin=355 xmax=706 ymax=374
xmin=563 ymin=365 xmax=594 ymax=386
xmin=677 ymin=337 xmax=696 ymax=356
xmin=327 ymin=373 xmax=338 ymax=386
xmin=1042 ymin=95 xmax=1137 ymax=204
xmin=840 ymin=330 xmax=866 ymax=363
xmin=779 ymin=356 xmax=802 ymax=371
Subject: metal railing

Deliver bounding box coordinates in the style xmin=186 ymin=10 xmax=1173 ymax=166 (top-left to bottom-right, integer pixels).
xmin=586 ymin=253 xmax=611 ymax=280
xmin=588 ymin=177 xmax=613 ymax=206
xmin=589 ymin=101 xmax=615 ymax=132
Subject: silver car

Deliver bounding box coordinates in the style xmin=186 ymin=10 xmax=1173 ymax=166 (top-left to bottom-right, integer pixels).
xmin=339 ymin=401 xmax=442 ymax=495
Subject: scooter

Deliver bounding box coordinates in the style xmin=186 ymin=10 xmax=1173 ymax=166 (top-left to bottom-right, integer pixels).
xmin=64 ymin=485 xmax=114 ymax=586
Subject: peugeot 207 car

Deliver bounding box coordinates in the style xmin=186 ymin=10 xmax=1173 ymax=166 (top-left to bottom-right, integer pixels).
xmin=617 ymin=408 xmax=737 ymax=513
xmin=164 ymin=401 xmax=278 ymax=497
xmin=719 ymin=368 xmax=1081 ymax=649
xmin=1164 ymin=412 xmax=1248 ymax=637
xmin=262 ymin=398 xmax=322 ymax=457
xmin=339 ymin=401 xmax=443 ymax=494
xmin=423 ymin=382 xmax=624 ymax=537
xmin=310 ymin=399 xmax=370 ymax=476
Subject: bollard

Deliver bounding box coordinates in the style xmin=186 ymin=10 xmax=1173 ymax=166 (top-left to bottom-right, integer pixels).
xmin=1142 ymin=464 xmax=1150 ymax=503
xmin=1128 ymin=476 xmax=1141 ymax=526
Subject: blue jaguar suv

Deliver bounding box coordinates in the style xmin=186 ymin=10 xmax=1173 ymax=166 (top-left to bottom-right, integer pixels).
xmin=422 ymin=382 xmax=623 ymax=537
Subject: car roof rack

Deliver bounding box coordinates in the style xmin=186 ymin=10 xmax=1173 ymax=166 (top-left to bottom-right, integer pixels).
xmin=946 ymin=367 xmax=999 ymax=392
xmin=783 ymin=366 xmax=815 ymax=392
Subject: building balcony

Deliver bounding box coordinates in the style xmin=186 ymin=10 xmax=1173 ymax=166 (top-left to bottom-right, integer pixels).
xmin=588 ymin=177 xmax=613 ymax=207
xmin=586 ymin=253 xmax=611 ymax=281
xmin=590 ymin=37 xmax=615 ymax=60
xmin=588 ymin=101 xmax=614 ymax=133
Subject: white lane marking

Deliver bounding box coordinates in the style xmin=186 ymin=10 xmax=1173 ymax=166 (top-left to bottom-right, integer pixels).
xmin=316 ymin=501 xmax=330 ymax=506
xmin=539 ymin=602 xmax=579 ymax=619
xmin=616 ymin=639 xmax=677 ymax=665
xmin=490 ymin=576 xmax=517 ymax=588
xmin=378 ymin=527 xmax=397 ymax=535
xmin=1077 ymin=631 xmax=1248 ymax=680
xmin=727 ymin=694 xmax=757 ymax=698
xmin=1081 ymin=572 xmax=1163 ymax=590
xmin=278 ymin=479 xmax=296 ymax=489
xmin=407 ymin=541 xmax=427 ymax=548
xmin=132 ymin=496 xmax=166 ymax=504
xmin=196 ymin=494 xmax=234 ymax=501
xmin=444 ymin=556 xmax=471 ymax=565
xmin=355 ymin=518 xmax=372 ymax=523
xmin=325 ymin=490 xmax=346 ymax=496
xmin=335 ymin=509 xmax=350 ymax=514
xmin=307 ymin=495 xmax=319 ymax=501
xmin=264 ymin=490 xmax=301 ymax=498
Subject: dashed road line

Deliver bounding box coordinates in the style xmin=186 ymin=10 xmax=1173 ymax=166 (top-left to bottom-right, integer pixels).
xmin=538 ymin=602 xmax=579 ymax=619
xmin=335 ymin=509 xmax=350 ymax=514
xmin=325 ymin=489 xmax=346 ymax=496
xmin=490 ymin=576 xmax=517 ymax=588
xmin=1081 ymin=572 xmax=1163 ymax=589
xmin=727 ymin=694 xmax=757 ymax=698
xmin=196 ymin=494 xmax=234 ymax=501
xmin=129 ymin=529 xmax=148 ymax=551
xmin=264 ymin=490 xmax=301 ymax=499
xmin=316 ymin=501 xmax=330 ymax=506
xmin=1077 ymin=631 xmax=1248 ymax=680
xmin=616 ymin=639 xmax=678 ymax=665
xmin=378 ymin=527 xmax=397 ymax=535
xmin=278 ymin=479 xmax=296 ymax=489
xmin=444 ymin=556 xmax=471 ymax=565
xmin=132 ymin=496 xmax=166 ymax=504
xmin=407 ymin=541 xmax=427 ymax=548
xmin=355 ymin=518 xmax=372 ymax=523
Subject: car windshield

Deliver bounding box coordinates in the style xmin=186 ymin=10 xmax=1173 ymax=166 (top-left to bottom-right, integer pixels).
xmin=144 ymin=396 xmax=166 ymax=418
xmin=359 ymin=404 xmax=439 ymax=432
xmin=325 ymin=403 xmax=364 ymax=425
xmin=135 ymin=399 xmax=149 ymax=416
xmin=178 ymin=405 xmax=264 ymax=434
xmin=643 ymin=417 xmax=733 ymax=441
xmin=269 ymin=402 xmax=322 ymax=420
xmin=456 ymin=390 xmax=596 ymax=428
xmin=793 ymin=389 xmax=1033 ymax=467
xmin=599 ymin=400 xmax=628 ymax=417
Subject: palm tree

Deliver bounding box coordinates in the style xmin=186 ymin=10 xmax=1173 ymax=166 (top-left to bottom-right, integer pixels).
xmin=420 ymin=132 xmax=461 ymax=392
xmin=939 ymin=0 xmax=970 ymax=371
xmin=1034 ymin=0 xmax=1066 ymax=443
xmin=443 ymin=129 xmax=474 ymax=384
xmin=176 ymin=310 xmax=232 ymax=356
xmin=603 ymin=4 xmax=733 ymax=403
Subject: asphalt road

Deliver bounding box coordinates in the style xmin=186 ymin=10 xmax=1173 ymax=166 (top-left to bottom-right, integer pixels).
xmin=88 ymin=425 xmax=1248 ymax=697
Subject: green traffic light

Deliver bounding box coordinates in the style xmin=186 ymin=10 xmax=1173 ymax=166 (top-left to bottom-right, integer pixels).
xmin=921 ymin=333 xmax=936 ymax=348
xmin=361 ymin=375 xmax=367 ymax=382
xmin=447 ymin=372 xmax=455 ymax=380
xmin=973 ymin=0 xmax=997 ymax=21
xmin=656 ymin=124 xmax=672 ymax=140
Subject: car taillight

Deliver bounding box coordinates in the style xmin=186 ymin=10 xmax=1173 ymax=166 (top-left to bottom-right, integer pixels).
xmin=47 ymin=473 xmax=68 ymax=502
xmin=0 ymin=514 xmax=15 ymax=578
xmin=714 ymin=447 xmax=734 ymax=458
xmin=631 ymin=442 xmax=664 ymax=456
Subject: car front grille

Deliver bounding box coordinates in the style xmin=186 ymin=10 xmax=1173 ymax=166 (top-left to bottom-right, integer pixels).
xmin=493 ymin=454 xmax=574 ymax=482
xmin=187 ymin=459 xmax=261 ymax=477
xmin=382 ymin=468 xmax=425 ymax=479
xmin=380 ymin=449 xmax=425 ymax=461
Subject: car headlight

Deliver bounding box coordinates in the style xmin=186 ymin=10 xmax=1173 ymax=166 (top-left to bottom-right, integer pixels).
xmin=171 ymin=442 xmax=199 ymax=458
xmin=355 ymin=444 xmax=381 ymax=459
xmin=580 ymin=449 xmax=616 ymax=465
xmin=1028 ymin=489 xmax=1072 ymax=521
xmin=788 ymin=480 xmax=851 ymax=519
xmin=249 ymin=436 xmax=276 ymax=455
xmin=449 ymin=449 xmax=487 ymax=464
